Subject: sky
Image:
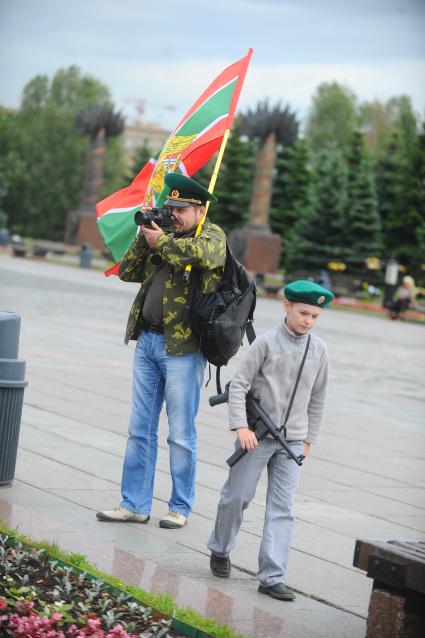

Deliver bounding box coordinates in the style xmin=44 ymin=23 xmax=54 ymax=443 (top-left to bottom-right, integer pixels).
xmin=1 ymin=0 xmax=425 ymax=130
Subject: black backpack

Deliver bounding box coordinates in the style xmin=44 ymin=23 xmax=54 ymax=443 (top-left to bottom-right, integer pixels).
xmin=184 ymin=241 xmax=256 ymax=392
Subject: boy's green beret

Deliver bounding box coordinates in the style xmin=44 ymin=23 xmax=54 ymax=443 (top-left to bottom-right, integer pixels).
xmin=284 ymin=280 xmax=334 ymax=307
xmin=165 ymin=173 xmax=217 ymax=208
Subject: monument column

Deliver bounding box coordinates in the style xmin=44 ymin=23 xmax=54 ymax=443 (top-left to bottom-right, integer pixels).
xmin=229 ymin=130 xmax=282 ymax=274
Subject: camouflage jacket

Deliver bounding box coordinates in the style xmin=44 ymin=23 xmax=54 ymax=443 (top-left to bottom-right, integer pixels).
xmin=119 ymin=220 xmax=226 ymax=355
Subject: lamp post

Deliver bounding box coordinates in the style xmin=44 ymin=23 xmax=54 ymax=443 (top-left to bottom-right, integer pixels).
xmin=383 ymin=259 xmax=399 ymax=308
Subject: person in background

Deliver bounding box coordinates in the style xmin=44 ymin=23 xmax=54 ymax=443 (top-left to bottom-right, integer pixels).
xmin=388 ymin=276 xmax=417 ymax=320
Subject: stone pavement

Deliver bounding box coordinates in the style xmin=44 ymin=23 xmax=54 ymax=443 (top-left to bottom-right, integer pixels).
xmin=1 ymin=252 xmax=424 ymax=638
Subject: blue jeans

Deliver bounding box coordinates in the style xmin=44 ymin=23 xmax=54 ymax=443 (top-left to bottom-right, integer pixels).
xmin=120 ymin=331 xmax=205 ymax=516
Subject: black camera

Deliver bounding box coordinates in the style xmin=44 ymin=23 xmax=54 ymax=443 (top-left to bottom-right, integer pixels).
xmin=134 ymin=207 xmax=172 ymax=227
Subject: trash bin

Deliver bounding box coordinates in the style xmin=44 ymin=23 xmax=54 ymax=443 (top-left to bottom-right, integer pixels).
xmin=79 ymin=243 xmax=93 ymax=268
xmin=0 ymin=228 xmax=10 ymax=247
xmin=0 ymin=312 xmax=27 ymax=485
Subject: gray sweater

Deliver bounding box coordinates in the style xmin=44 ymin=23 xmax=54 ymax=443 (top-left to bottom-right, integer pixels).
xmin=228 ymin=322 xmax=329 ymax=444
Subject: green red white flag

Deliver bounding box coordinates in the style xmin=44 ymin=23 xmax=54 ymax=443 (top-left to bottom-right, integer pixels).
xmin=96 ymin=48 xmax=253 ymax=275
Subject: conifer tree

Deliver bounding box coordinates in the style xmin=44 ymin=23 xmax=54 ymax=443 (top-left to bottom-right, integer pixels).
xmin=285 ymin=148 xmax=348 ymax=271
xmin=376 ymin=130 xmax=423 ymax=268
xmin=345 ymin=132 xmax=382 ymax=273
xmin=270 ymin=139 xmax=312 ymax=265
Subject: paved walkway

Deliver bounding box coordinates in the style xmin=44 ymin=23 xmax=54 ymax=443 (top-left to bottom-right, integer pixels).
xmin=1 ymin=253 xmax=424 ymax=638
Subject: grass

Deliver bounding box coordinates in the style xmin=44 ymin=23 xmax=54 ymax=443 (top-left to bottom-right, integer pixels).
xmin=0 ymin=521 xmax=246 ymax=638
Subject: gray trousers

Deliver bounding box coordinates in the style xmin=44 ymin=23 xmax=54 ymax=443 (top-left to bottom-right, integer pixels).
xmin=208 ymin=437 xmax=303 ymax=587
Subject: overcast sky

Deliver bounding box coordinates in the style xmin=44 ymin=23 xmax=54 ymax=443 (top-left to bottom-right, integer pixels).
xmin=1 ymin=0 xmax=425 ymax=129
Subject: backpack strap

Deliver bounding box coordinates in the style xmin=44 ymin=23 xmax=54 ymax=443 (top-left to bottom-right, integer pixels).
xmin=245 ymin=319 xmax=256 ymax=345
xmin=182 ymin=267 xmax=201 ymax=325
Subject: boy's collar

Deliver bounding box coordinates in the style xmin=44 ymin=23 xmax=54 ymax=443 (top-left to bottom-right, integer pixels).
xmin=282 ymin=319 xmax=309 ymax=341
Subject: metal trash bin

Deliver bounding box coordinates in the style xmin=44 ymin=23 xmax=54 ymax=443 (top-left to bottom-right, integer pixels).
xmin=79 ymin=243 xmax=93 ymax=268
xmin=0 ymin=312 xmax=27 ymax=485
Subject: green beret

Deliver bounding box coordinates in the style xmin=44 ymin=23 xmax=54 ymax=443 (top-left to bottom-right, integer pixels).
xmin=284 ymin=280 xmax=334 ymax=307
xmin=165 ymin=173 xmax=217 ymax=208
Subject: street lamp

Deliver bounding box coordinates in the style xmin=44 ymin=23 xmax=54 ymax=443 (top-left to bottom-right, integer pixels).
xmin=383 ymin=259 xmax=399 ymax=308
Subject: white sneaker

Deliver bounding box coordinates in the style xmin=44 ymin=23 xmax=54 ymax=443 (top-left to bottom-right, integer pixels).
xmin=159 ymin=511 xmax=187 ymax=529
xmin=96 ymin=507 xmax=150 ymax=523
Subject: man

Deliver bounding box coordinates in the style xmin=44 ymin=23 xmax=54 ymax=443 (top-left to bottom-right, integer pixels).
xmin=97 ymin=173 xmax=226 ymax=529
xmin=207 ymin=280 xmax=334 ymax=599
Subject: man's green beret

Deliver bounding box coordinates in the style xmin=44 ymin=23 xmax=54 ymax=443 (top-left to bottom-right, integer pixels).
xmin=284 ymin=280 xmax=334 ymax=307
xmin=165 ymin=173 xmax=217 ymax=208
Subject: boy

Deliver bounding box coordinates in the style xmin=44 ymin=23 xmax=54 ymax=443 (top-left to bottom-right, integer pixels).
xmin=207 ymin=280 xmax=334 ymax=600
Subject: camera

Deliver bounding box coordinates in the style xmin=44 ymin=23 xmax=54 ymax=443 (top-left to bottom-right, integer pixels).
xmin=134 ymin=207 xmax=172 ymax=227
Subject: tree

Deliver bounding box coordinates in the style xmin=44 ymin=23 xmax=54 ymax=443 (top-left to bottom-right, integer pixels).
xmin=0 ymin=67 xmax=124 ymax=240
xmin=305 ymin=82 xmax=357 ymax=155
xmin=239 ymin=100 xmax=299 ymax=227
xmin=376 ymin=120 xmax=424 ymax=270
xmin=270 ymin=139 xmax=312 ymax=265
xmin=359 ymin=95 xmax=419 ymax=161
xmin=126 ymin=139 xmax=153 ymax=183
xmin=286 ymin=148 xmax=349 ymax=271
xmin=345 ymin=132 xmax=382 ymax=273
xmin=0 ymin=168 xmax=7 ymax=227
xmin=0 ymin=106 xmax=89 ymax=238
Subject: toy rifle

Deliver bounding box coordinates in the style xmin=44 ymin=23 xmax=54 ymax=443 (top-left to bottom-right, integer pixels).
xmin=209 ymin=334 xmax=310 ymax=468
xmin=210 ymin=384 xmax=305 ymax=467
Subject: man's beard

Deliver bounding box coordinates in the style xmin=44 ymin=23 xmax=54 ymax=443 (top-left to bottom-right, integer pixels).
xmin=172 ymin=226 xmax=197 ymax=238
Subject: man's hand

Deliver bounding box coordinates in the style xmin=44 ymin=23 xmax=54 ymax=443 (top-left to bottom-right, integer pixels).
xmin=140 ymin=221 xmax=164 ymax=248
xmin=303 ymin=442 xmax=311 ymax=458
xmin=237 ymin=427 xmax=258 ymax=451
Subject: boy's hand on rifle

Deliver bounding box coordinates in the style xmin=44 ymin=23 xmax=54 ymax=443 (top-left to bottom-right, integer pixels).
xmin=303 ymin=442 xmax=311 ymax=458
xmin=237 ymin=427 xmax=258 ymax=451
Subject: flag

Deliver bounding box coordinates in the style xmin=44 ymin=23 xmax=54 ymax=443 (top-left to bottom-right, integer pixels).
xmin=96 ymin=48 xmax=253 ymax=275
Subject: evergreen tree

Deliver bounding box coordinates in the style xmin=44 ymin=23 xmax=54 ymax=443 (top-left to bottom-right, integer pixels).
xmin=285 ymin=148 xmax=348 ymax=272
xmin=270 ymin=139 xmax=312 ymax=265
xmin=376 ymin=123 xmax=424 ymax=269
xmin=412 ymin=124 xmax=425 ymax=273
xmin=345 ymin=132 xmax=382 ymax=273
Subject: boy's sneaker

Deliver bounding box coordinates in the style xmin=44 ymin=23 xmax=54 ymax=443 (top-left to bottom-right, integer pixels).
xmin=258 ymin=582 xmax=296 ymax=601
xmin=210 ymin=553 xmax=231 ymax=578
xmin=159 ymin=512 xmax=187 ymax=528
xmin=96 ymin=507 xmax=150 ymax=523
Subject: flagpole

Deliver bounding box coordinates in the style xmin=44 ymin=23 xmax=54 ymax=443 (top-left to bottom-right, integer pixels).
xmin=182 ymin=128 xmax=231 ymax=281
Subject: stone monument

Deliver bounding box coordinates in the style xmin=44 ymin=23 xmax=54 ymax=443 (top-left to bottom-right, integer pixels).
xmin=65 ymin=104 xmax=124 ymax=251
xmin=228 ymin=101 xmax=298 ymax=275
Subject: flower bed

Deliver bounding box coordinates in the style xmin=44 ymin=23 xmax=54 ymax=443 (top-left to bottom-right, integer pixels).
xmin=0 ymin=533 xmax=195 ymax=637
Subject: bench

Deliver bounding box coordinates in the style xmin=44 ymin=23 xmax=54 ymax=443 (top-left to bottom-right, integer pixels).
xmin=354 ymin=539 xmax=425 ymax=637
